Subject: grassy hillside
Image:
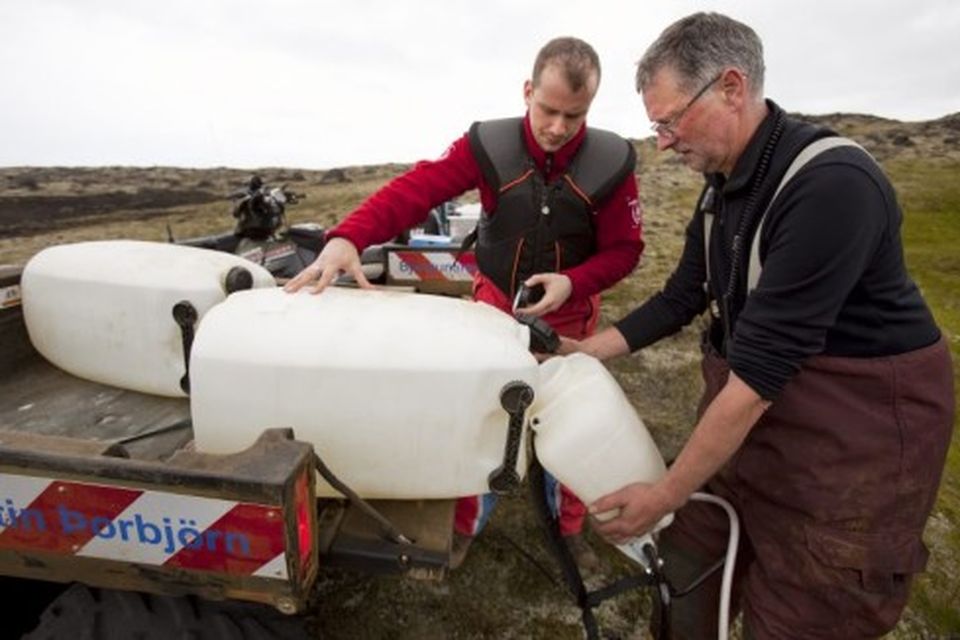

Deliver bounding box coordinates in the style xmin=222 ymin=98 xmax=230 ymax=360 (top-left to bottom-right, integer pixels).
xmin=886 ymin=156 xmax=960 ymax=633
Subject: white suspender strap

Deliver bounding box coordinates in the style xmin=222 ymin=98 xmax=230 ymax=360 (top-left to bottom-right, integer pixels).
xmin=746 ymin=137 xmax=869 ymax=293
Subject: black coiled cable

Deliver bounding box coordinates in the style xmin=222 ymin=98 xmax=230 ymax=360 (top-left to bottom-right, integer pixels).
xmin=719 ymin=111 xmax=787 ymax=347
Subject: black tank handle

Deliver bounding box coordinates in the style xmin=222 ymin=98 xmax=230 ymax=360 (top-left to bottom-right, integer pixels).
xmin=487 ymin=381 xmax=534 ymax=495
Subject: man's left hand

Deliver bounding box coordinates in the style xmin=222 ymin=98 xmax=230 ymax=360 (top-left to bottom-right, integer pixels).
xmin=589 ymin=481 xmax=680 ymax=545
xmin=515 ymin=273 xmax=573 ymax=317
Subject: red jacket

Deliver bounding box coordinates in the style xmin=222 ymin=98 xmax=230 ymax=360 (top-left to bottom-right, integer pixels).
xmin=328 ymin=114 xmax=644 ymax=337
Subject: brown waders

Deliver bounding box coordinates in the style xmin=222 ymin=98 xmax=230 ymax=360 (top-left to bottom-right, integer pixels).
xmin=656 ymin=337 xmax=954 ymax=639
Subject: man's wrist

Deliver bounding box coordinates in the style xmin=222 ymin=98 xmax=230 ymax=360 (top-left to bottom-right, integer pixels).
xmin=657 ymin=471 xmax=692 ymax=513
xmin=325 ymin=231 xmax=362 ymax=253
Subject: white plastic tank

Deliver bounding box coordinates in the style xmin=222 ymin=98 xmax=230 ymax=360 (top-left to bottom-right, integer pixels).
xmin=531 ymin=353 xmax=670 ymax=523
xmin=189 ymin=287 xmax=539 ymax=499
xmin=21 ymin=240 xmax=276 ymax=397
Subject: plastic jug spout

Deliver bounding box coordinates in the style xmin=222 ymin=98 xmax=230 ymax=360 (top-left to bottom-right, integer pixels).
xmin=616 ymin=533 xmax=659 ymax=569
xmin=612 ymin=513 xmax=674 ymax=568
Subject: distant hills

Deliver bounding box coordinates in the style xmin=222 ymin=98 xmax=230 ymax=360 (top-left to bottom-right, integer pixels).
xmin=1 ymin=111 xmax=957 ymax=263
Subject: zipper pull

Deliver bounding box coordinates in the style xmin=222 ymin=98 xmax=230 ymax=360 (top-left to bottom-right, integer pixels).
xmin=541 ymin=154 xmax=553 ymax=215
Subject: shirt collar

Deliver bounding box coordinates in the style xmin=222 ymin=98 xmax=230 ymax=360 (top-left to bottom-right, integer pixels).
xmin=522 ymin=112 xmax=587 ymax=177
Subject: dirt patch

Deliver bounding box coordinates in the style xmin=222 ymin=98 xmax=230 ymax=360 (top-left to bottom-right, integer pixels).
xmin=0 ymin=189 xmax=220 ymax=237
xmin=310 ymin=493 xmax=652 ymax=639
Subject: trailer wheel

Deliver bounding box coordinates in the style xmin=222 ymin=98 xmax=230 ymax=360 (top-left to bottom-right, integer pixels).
xmin=23 ymin=583 xmax=313 ymax=640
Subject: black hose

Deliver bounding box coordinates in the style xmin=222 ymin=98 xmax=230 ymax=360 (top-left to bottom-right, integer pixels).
xmin=528 ymin=450 xmax=600 ymax=640
xmin=490 ymin=530 xmax=561 ymax=589
xmin=671 ymin=557 xmax=726 ymax=598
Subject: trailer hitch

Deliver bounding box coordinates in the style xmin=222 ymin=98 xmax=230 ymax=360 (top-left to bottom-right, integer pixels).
xmin=487 ymin=381 xmax=534 ymax=495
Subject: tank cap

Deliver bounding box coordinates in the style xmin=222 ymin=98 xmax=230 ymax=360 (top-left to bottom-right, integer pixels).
xmin=223 ymin=266 xmax=254 ymax=294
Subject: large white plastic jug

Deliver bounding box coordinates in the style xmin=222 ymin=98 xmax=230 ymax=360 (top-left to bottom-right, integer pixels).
xmin=531 ymin=353 xmax=671 ymax=529
xmin=21 ymin=240 xmax=276 ymax=397
xmin=189 ymin=287 xmax=539 ymax=499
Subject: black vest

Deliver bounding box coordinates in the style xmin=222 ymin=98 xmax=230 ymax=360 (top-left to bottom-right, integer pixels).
xmin=468 ymin=118 xmax=635 ymax=298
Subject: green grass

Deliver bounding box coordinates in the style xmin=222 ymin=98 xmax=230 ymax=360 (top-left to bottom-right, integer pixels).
xmin=887 ymin=159 xmax=960 ymax=635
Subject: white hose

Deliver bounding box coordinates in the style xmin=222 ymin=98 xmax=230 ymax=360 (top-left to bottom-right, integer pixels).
xmin=689 ymin=491 xmax=740 ymax=640
xmin=617 ymin=492 xmax=740 ymax=640
xmin=615 ymin=493 xmax=739 ymax=640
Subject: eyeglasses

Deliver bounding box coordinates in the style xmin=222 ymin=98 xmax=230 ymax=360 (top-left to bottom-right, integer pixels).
xmin=650 ymin=72 xmax=723 ymax=139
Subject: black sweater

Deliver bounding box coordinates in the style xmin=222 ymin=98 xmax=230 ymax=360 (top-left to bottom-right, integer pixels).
xmin=615 ymin=101 xmax=940 ymax=400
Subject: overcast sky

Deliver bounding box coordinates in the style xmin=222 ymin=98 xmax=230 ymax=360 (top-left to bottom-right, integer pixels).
xmin=2 ymin=0 xmax=958 ymax=169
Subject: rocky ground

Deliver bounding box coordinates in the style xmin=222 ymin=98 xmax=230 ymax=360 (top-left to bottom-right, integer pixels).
xmin=1 ymin=111 xmax=958 ymax=638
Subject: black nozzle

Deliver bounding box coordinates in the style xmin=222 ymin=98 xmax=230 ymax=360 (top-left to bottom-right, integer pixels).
xmin=516 ymin=315 xmax=560 ymax=354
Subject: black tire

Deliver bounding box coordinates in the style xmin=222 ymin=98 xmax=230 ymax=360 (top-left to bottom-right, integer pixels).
xmin=0 ymin=577 xmax=69 ymax=638
xmin=23 ymin=583 xmax=312 ymax=640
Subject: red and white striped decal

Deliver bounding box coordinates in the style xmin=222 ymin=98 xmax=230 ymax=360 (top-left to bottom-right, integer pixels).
xmin=0 ymin=472 xmax=288 ymax=580
xmin=388 ymin=251 xmax=477 ymax=283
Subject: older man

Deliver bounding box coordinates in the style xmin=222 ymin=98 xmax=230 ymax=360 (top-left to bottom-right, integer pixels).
xmin=566 ymin=12 xmax=954 ymax=639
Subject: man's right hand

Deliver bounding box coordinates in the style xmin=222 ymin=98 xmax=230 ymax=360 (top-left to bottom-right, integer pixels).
xmin=283 ymin=237 xmax=373 ymax=294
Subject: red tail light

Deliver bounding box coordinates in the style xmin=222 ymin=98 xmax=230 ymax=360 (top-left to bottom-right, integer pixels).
xmin=294 ymin=470 xmax=315 ymax=580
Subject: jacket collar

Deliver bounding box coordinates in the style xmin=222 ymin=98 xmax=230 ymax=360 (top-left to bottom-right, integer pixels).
xmin=522 ymin=112 xmax=587 ymax=179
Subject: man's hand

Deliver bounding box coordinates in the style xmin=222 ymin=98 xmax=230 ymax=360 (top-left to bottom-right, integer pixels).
xmin=589 ymin=481 xmax=680 ymax=545
xmin=556 ymin=336 xmax=583 ymax=355
xmin=515 ymin=273 xmax=573 ymax=317
xmin=283 ymin=237 xmax=373 ymax=294
xmin=589 ymin=373 xmax=768 ymax=544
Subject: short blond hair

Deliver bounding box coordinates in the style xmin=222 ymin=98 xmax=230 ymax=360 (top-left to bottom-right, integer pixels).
xmin=532 ymin=36 xmax=601 ymax=93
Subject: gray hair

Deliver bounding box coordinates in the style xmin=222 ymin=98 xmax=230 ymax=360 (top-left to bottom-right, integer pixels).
xmin=533 ymin=36 xmax=601 ymax=93
xmin=636 ymin=12 xmax=765 ymax=97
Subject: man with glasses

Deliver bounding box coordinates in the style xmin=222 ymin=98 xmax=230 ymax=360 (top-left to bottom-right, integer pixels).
xmin=285 ymin=37 xmax=643 ymax=572
xmin=649 ymin=72 xmax=722 ymax=141
xmin=562 ymin=12 xmax=953 ymax=638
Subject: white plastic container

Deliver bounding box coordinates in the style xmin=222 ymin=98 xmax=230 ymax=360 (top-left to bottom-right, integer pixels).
xmin=531 ymin=353 xmax=672 ymax=562
xmin=531 ymin=353 xmax=668 ymax=506
xmin=189 ymin=287 xmax=538 ymax=499
xmin=21 ymin=240 xmax=276 ymax=397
